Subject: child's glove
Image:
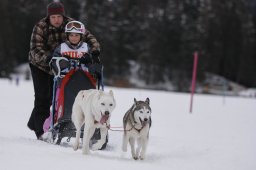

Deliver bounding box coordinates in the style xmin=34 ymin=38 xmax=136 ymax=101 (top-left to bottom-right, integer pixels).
xmin=62 ymin=54 xmax=70 ymax=59
xmin=79 ymin=53 xmax=92 ymax=64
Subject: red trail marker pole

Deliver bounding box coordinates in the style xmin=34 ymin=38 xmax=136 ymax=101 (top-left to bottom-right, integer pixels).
xmin=189 ymin=51 xmax=198 ymax=113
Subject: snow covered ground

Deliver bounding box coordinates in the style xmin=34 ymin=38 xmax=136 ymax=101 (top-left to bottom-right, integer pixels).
xmin=0 ymin=78 xmax=255 ymax=170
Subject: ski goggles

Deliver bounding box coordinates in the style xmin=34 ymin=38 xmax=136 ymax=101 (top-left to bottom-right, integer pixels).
xmin=66 ymin=22 xmax=83 ymax=31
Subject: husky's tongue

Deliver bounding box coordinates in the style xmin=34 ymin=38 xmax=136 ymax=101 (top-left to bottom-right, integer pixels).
xmin=100 ymin=115 xmax=109 ymax=124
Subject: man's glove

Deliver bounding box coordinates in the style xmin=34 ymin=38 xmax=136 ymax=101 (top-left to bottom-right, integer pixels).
xmin=79 ymin=53 xmax=92 ymax=64
xmin=91 ymin=50 xmax=100 ymax=63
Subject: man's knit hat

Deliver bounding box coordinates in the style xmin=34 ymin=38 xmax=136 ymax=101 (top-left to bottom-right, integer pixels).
xmin=47 ymin=2 xmax=65 ymax=16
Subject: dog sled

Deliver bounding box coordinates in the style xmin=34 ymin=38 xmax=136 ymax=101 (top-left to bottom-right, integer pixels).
xmin=44 ymin=56 xmax=107 ymax=149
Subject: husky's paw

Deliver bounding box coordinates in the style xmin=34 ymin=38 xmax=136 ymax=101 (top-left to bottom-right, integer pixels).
xmin=139 ymin=156 xmax=145 ymax=160
xmin=122 ymin=146 xmax=127 ymax=152
xmin=73 ymin=143 xmax=79 ymax=151
xmin=133 ymin=156 xmax=138 ymax=160
xmin=132 ymin=153 xmax=138 ymax=160
xmin=82 ymin=149 xmax=90 ymax=155
xmin=91 ymin=142 xmax=103 ymax=151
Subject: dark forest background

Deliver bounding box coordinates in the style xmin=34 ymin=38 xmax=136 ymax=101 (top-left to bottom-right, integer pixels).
xmin=0 ymin=0 xmax=256 ymax=91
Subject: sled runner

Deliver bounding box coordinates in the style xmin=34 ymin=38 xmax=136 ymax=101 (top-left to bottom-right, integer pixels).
xmin=45 ymin=57 xmax=107 ymax=149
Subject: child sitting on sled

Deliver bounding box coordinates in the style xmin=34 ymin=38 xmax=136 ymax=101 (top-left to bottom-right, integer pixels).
xmin=51 ymin=20 xmax=101 ymax=78
xmin=42 ymin=20 xmax=102 ymax=136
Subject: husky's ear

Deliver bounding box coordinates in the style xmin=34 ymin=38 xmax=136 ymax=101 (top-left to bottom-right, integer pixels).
xmin=145 ymin=98 xmax=150 ymax=105
xmin=134 ymin=98 xmax=137 ymax=104
xmin=109 ymin=90 xmax=114 ymax=97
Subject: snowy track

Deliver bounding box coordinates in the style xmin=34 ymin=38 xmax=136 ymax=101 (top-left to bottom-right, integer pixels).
xmin=0 ymin=79 xmax=255 ymax=170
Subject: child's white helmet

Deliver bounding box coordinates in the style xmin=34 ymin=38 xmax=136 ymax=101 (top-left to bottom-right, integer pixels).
xmin=65 ymin=21 xmax=85 ymax=35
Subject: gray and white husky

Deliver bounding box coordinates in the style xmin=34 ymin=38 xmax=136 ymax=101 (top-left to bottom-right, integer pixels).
xmin=122 ymin=98 xmax=152 ymax=160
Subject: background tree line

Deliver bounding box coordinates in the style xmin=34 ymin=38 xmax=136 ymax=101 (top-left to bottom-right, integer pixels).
xmin=0 ymin=0 xmax=255 ymax=91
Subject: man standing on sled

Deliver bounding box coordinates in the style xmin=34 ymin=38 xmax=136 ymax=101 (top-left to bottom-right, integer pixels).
xmin=27 ymin=1 xmax=100 ymax=140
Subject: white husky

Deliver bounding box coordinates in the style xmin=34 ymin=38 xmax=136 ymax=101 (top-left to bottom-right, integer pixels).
xmin=71 ymin=89 xmax=116 ymax=154
xmin=122 ymin=98 xmax=152 ymax=160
